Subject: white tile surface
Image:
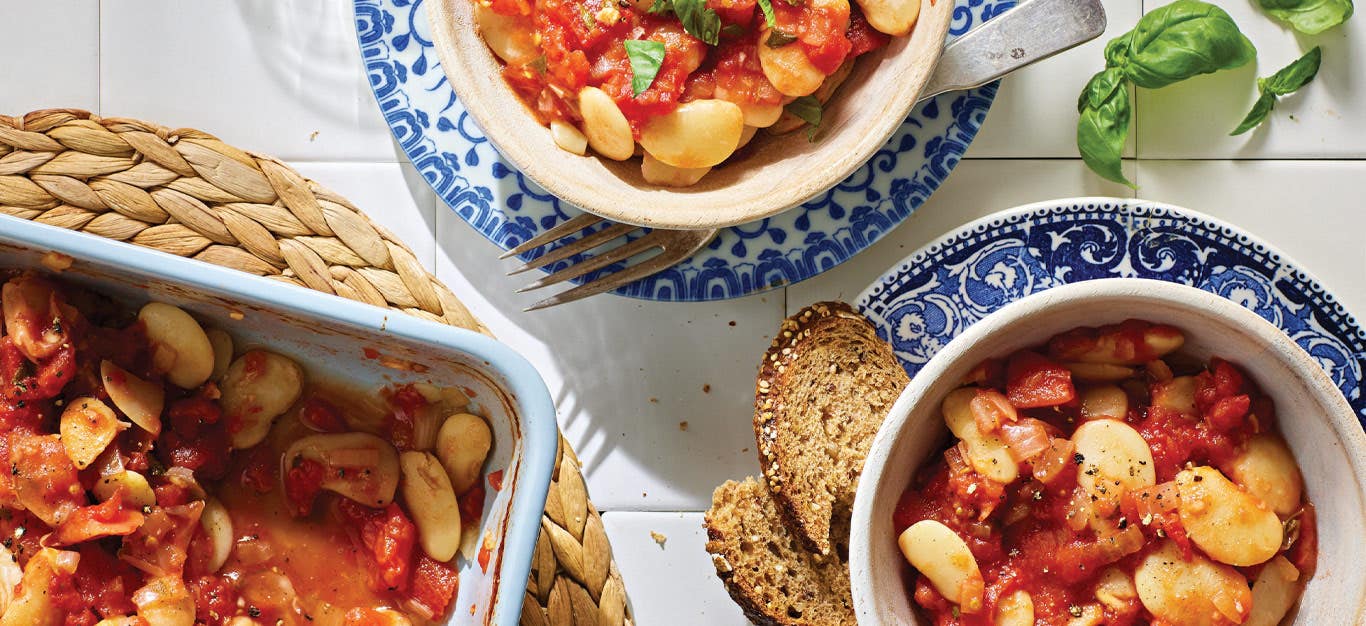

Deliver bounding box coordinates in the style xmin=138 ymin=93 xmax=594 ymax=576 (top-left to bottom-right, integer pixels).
xmin=2 ymin=0 xmax=100 ymax=115
xmin=602 ymin=512 xmax=750 ymax=625
xmin=1137 ymin=160 xmax=1366 ymax=319
xmin=430 ymin=200 xmax=782 ymax=512
xmin=967 ymin=0 xmax=1144 ymax=158
xmin=1136 ymin=0 xmax=1366 ymax=158
xmin=100 ymin=0 xmax=397 ymax=162
xmin=787 ymin=159 xmax=1138 ymax=308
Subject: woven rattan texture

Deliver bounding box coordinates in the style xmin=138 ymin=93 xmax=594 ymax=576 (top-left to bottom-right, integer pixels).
xmin=0 ymin=108 xmax=630 ymax=626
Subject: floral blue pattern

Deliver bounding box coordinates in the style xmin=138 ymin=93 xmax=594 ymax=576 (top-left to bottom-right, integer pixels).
xmin=353 ymin=0 xmax=1010 ymax=302
xmin=856 ymin=200 xmax=1366 ymax=428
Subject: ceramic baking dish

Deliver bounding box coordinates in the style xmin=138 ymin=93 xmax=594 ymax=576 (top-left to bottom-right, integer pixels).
xmin=0 ymin=214 xmax=558 ymax=626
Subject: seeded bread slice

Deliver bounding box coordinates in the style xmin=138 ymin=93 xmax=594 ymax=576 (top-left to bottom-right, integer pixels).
xmin=704 ymin=477 xmax=855 ymax=626
xmin=755 ymin=302 xmax=910 ymax=555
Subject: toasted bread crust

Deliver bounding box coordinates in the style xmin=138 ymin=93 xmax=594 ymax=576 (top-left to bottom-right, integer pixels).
xmin=754 ymin=301 xmax=908 ymax=554
xmin=704 ymin=478 xmax=855 ymax=626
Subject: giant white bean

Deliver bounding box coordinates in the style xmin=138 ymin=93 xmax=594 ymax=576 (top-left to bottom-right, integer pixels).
xmin=1176 ymin=466 xmax=1282 ymax=566
xmin=1079 ymin=385 xmax=1129 ymax=421
xmin=1135 ymin=540 xmax=1250 ymax=626
xmin=767 ymin=60 xmax=854 ymax=135
xmin=199 ymin=498 xmax=233 ymax=573
xmin=641 ymin=152 xmax=711 ymax=187
xmin=942 ymin=388 xmax=1018 ymax=484
xmin=0 ymin=548 xmax=80 ymax=626
xmin=93 ymin=470 xmax=156 ymax=509
xmin=1067 ymin=362 xmax=1136 ymax=383
xmin=854 ymin=0 xmax=920 ymax=35
xmin=205 ymin=328 xmax=233 ymax=382
xmin=59 ymin=397 xmax=123 ymax=470
xmin=0 ymin=544 xmax=22 ymax=617
xmin=283 ymin=432 xmax=400 ymax=508
xmin=757 ymin=28 xmax=826 ymax=97
xmin=138 ymin=302 xmax=214 ymax=389
xmin=549 ymin=120 xmax=588 ymax=156
xmin=639 ymin=100 xmax=744 ymax=169
xmin=436 ymin=413 xmax=493 ymax=494
xmin=578 ymin=87 xmax=635 ymax=161
xmin=1093 ymin=566 xmax=1137 ymax=613
xmin=1071 ymin=418 xmax=1156 ymax=508
xmin=994 ymin=589 xmax=1033 ymax=626
xmin=132 ymin=577 xmax=195 ymax=626
xmin=400 ymin=451 xmax=462 ymax=561
xmin=221 ymin=350 xmax=304 ymax=449
xmin=1244 ymin=555 xmax=1301 ymax=626
xmin=1151 ymin=376 xmax=1197 ymax=416
xmin=101 ymin=360 xmax=164 ymax=435
xmin=897 ymin=519 xmax=983 ymax=612
xmin=473 ymin=4 xmax=539 ymax=65
xmin=1229 ymin=434 xmax=1303 ymax=517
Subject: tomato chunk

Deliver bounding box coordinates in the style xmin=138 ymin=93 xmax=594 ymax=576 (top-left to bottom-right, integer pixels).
xmin=48 ymin=489 xmax=145 ymax=546
xmin=338 ymin=500 xmax=418 ymax=593
xmin=1005 ymin=351 xmax=1075 ymax=408
xmin=409 ymin=554 xmax=460 ymax=618
xmin=284 ymin=457 xmax=326 ymax=517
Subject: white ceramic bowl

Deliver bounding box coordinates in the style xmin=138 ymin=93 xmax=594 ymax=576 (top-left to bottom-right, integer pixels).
xmin=849 ymin=278 xmax=1366 ymax=624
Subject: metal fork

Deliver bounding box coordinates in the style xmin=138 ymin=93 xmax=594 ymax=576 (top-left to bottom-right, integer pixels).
xmin=501 ymin=214 xmax=717 ymax=311
xmin=503 ymin=0 xmax=1105 ymax=310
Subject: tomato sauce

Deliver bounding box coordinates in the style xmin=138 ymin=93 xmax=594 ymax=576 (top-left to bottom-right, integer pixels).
xmin=893 ymin=320 xmax=1317 ymax=626
xmin=485 ymin=0 xmax=887 ymax=131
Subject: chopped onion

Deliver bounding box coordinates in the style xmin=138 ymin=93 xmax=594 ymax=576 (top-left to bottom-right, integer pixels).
xmin=999 ymin=419 xmax=1051 ymax=462
xmin=970 ymin=389 xmax=1017 ymax=434
xmin=1031 ymin=437 xmax=1074 ymax=485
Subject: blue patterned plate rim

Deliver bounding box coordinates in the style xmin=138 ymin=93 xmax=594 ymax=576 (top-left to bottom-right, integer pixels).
xmin=854 ymin=197 xmax=1366 ymax=428
xmin=352 ymin=0 xmax=1013 ymax=303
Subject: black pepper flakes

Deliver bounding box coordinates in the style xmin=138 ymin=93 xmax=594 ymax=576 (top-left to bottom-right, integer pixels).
xmin=1073 ymin=453 xmax=1085 ymax=465
xmin=248 ymin=606 xmax=262 ymax=618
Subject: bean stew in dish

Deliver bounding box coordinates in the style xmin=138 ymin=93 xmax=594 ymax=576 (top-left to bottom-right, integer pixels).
xmin=0 ymin=271 xmax=494 ymax=626
xmin=893 ymin=320 xmax=1316 ymax=626
xmin=471 ymin=0 xmax=917 ymax=186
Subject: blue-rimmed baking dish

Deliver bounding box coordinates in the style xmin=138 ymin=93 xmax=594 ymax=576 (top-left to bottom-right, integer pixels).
xmin=0 ymin=214 xmax=558 ymax=625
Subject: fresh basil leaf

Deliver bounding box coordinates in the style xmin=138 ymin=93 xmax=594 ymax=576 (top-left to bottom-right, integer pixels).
xmin=673 ymin=0 xmax=722 ymax=44
xmin=528 ymin=55 xmax=548 ymax=75
xmin=766 ymin=29 xmax=798 ymax=47
xmin=1257 ymin=0 xmax=1353 ymax=34
xmin=648 ymin=0 xmax=673 ymax=14
xmin=1108 ymin=0 xmax=1256 ymax=89
xmin=1261 ymin=46 xmax=1322 ymax=95
xmin=624 ymin=40 xmax=668 ymax=97
xmin=1076 ymin=68 xmax=1134 ymax=187
xmin=1231 ymin=91 xmax=1276 ymax=135
xmin=757 ymin=0 xmax=777 ymax=27
xmin=785 ymin=96 xmax=822 ymax=128
xmin=1230 ymin=47 xmax=1322 ymax=135
xmin=720 ymin=23 xmax=746 ymax=37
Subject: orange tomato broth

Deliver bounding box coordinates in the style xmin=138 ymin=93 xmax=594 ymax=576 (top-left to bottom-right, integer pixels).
xmin=892 ymin=320 xmax=1318 ymax=626
xmin=491 ymin=0 xmax=889 ymax=132
xmin=0 ymin=272 xmax=484 ymax=626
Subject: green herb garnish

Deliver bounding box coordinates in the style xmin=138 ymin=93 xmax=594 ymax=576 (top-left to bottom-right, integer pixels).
xmin=624 ymin=40 xmax=668 ymax=97
xmin=1256 ymin=0 xmax=1352 ymax=34
xmin=1232 ymin=46 xmax=1322 ymax=135
xmin=756 ymin=0 xmax=777 ymax=27
xmin=1077 ymin=0 xmax=1256 ymax=186
xmin=785 ymin=96 xmax=822 ymax=141
xmin=766 ymin=29 xmax=798 ymax=47
xmin=652 ymin=0 xmax=722 ymax=44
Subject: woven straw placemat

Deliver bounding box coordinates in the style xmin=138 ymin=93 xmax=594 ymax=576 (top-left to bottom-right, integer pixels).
xmin=0 ymin=108 xmax=630 ymax=626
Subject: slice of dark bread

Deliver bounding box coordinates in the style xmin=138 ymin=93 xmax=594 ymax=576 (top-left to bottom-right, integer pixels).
xmin=704 ymin=477 xmax=855 ymax=626
xmin=755 ymin=302 xmax=909 ymax=555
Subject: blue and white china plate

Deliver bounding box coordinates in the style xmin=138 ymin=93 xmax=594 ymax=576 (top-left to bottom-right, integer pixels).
xmin=855 ymin=198 xmax=1366 ymax=427
xmin=354 ymin=0 xmax=1013 ymax=302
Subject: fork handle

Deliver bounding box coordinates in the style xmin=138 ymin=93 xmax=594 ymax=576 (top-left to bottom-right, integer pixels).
xmin=919 ymin=0 xmax=1107 ymax=101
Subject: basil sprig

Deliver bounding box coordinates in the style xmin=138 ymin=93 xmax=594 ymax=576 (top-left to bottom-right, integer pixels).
xmin=1257 ymin=0 xmax=1353 ymax=34
xmin=756 ymin=0 xmax=777 ymax=27
xmin=650 ymin=0 xmax=721 ymax=45
xmin=1231 ymin=47 xmax=1322 ymax=135
xmin=624 ymin=40 xmax=668 ymax=97
xmin=785 ymin=96 xmax=823 ymax=141
xmin=766 ymin=29 xmax=798 ymax=47
xmin=1076 ymin=0 xmax=1256 ymax=186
